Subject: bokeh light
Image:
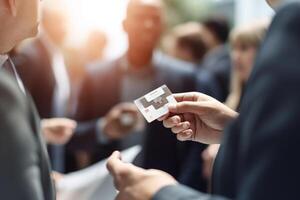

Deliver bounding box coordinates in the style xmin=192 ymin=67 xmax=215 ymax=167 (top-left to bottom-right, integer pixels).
xmin=65 ymin=0 xmax=130 ymax=59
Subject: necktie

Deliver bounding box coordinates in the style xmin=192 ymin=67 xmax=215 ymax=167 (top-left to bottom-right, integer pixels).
xmin=2 ymin=58 xmax=26 ymax=94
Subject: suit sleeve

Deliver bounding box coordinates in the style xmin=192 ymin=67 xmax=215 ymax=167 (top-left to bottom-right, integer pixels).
xmin=153 ymin=185 xmax=229 ymax=200
xmin=69 ymin=75 xmax=100 ymax=151
xmin=70 ymin=71 xmax=114 ymax=151
xmin=0 ymin=74 xmax=45 ymax=200
xmin=233 ymin=3 xmax=300 ymax=200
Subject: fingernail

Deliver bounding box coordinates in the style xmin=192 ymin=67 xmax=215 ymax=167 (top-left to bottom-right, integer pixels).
xmin=183 ymin=123 xmax=189 ymax=129
xmin=186 ymin=131 xmax=192 ymax=136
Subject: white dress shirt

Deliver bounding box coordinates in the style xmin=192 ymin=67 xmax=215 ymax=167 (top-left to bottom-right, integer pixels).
xmin=41 ymin=36 xmax=71 ymax=117
xmin=0 ymin=54 xmax=26 ymax=94
xmin=40 ymin=35 xmax=71 ymax=173
xmin=0 ymin=54 xmax=8 ymax=67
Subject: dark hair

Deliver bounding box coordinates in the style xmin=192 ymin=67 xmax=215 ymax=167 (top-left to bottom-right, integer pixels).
xmin=177 ymin=33 xmax=208 ymax=62
xmin=202 ymin=17 xmax=230 ymax=43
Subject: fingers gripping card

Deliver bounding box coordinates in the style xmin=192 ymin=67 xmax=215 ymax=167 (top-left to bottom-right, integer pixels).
xmin=134 ymin=85 xmax=177 ymax=123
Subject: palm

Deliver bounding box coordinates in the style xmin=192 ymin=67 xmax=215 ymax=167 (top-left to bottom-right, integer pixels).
xmin=172 ymin=92 xmax=238 ymax=144
xmin=183 ymin=113 xmax=222 ymax=144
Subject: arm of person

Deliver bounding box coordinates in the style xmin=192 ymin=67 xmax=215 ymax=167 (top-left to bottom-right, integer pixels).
xmin=160 ymin=92 xmax=238 ymax=144
xmin=41 ymin=118 xmax=77 ymax=145
xmin=69 ymin=72 xmax=114 ymax=151
xmin=72 ymin=102 xmax=144 ymax=150
xmin=229 ymin=3 xmax=300 ymax=199
xmin=0 ymin=74 xmax=45 ymax=200
xmin=106 ymin=151 xmax=230 ymax=200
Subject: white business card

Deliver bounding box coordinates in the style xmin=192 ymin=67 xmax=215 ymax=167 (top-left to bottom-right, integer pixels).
xmin=134 ymin=85 xmax=176 ymax=123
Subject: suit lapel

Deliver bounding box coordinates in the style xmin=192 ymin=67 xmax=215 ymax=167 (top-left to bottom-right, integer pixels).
xmin=26 ymin=94 xmax=55 ymax=200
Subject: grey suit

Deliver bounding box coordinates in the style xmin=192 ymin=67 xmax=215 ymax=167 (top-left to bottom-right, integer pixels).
xmin=0 ymin=71 xmax=55 ymax=200
xmin=153 ymin=2 xmax=300 ymax=200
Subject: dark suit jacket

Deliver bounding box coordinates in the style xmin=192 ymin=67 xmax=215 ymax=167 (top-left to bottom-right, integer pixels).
xmin=0 ymin=71 xmax=54 ymax=200
xmin=153 ymin=2 xmax=300 ymax=200
xmin=69 ymin=53 xmax=217 ymax=190
xmin=200 ymin=45 xmax=231 ymax=102
xmin=13 ymin=38 xmax=56 ymax=119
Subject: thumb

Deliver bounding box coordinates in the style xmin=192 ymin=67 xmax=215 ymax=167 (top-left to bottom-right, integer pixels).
xmin=107 ymin=151 xmax=123 ymax=176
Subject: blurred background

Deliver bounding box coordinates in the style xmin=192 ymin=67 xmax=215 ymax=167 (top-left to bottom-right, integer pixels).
xmin=12 ymin=0 xmax=274 ymax=198
xmin=62 ymin=0 xmax=273 ymax=59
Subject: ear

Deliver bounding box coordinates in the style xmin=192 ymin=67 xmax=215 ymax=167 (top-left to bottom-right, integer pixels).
xmin=7 ymin=0 xmax=17 ymax=17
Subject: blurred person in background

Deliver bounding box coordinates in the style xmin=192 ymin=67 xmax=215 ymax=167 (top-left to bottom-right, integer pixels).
xmin=162 ymin=22 xmax=207 ymax=64
xmin=226 ymin=20 xmax=269 ymax=110
xmin=70 ymin=0 xmax=209 ymax=191
xmin=201 ymin=20 xmax=269 ymax=188
xmin=83 ymin=30 xmax=108 ymax=65
xmin=12 ymin=0 xmax=76 ymax=173
xmin=200 ymin=17 xmax=231 ymax=102
xmin=162 ymin=22 xmax=222 ymax=100
xmin=64 ymin=30 xmax=108 ymax=118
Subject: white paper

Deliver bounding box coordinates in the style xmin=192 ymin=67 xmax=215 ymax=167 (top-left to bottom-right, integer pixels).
xmin=56 ymin=145 xmax=141 ymax=200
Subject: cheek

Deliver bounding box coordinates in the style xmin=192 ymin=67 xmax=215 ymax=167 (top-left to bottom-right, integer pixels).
xmin=25 ymin=0 xmax=39 ymax=25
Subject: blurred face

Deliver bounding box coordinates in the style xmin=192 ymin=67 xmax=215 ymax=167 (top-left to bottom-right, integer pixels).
xmin=18 ymin=0 xmax=40 ymax=38
xmin=231 ymin=42 xmax=257 ymax=83
xmin=42 ymin=9 xmax=68 ymax=46
xmin=124 ymin=2 xmax=163 ymax=51
xmin=0 ymin=0 xmax=40 ymax=53
xmin=174 ymin=47 xmax=194 ymax=63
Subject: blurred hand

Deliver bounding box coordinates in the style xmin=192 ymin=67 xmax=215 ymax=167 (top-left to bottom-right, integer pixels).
xmin=52 ymin=171 xmax=64 ymax=200
xmin=107 ymin=151 xmax=177 ymax=200
xmin=101 ymin=103 xmax=145 ymax=140
xmin=42 ymin=118 xmax=77 ymax=145
xmin=202 ymin=144 xmax=220 ymax=181
xmin=160 ymin=92 xmax=238 ymax=144
xmin=51 ymin=171 xmax=64 ymax=184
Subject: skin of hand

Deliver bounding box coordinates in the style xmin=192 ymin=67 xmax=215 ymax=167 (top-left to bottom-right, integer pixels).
xmin=159 ymin=92 xmax=238 ymax=144
xmin=101 ymin=103 xmax=145 ymax=140
xmin=41 ymin=118 xmax=77 ymax=145
xmin=202 ymin=144 xmax=220 ymax=181
xmin=52 ymin=171 xmax=64 ymax=200
xmin=51 ymin=171 xmax=64 ymax=183
xmin=107 ymin=151 xmax=177 ymax=200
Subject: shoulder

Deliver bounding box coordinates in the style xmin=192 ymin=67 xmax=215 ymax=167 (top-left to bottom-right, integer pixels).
xmin=86 ymin=57 xmax=122 ymax=78
xmin=275 ymin=2 xmax=300 ymax=19
xmin=251 ymin=2 xmax=300 ymax=82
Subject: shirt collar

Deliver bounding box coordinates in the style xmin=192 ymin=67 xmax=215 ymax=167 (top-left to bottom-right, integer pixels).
xmin=0 ymin=54 xmax=8 ymax=68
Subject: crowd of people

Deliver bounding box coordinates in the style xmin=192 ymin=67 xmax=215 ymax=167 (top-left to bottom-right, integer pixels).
xmin=1 ymin=0 xmax=300 ymax=199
